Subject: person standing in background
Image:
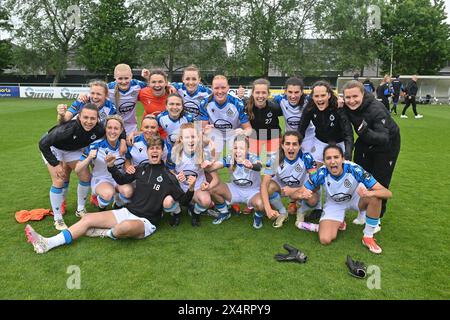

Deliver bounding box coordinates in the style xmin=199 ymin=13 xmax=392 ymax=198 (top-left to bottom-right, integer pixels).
xmin=401 ymin=75 xmax=423 ymax=119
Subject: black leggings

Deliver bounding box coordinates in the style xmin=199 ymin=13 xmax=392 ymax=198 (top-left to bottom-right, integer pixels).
xmin=402 ymin=96 xmax=417 ymax=116
xmin=353 ymin=135 xmax=400 ymax=218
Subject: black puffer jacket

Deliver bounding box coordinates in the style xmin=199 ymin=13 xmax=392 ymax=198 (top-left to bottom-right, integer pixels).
xmin=344 ymin=94 xmax=400 ymax=153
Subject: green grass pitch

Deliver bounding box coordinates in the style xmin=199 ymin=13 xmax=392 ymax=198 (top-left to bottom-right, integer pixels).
xmin=0 ymin=98 xmax=449 ymax=299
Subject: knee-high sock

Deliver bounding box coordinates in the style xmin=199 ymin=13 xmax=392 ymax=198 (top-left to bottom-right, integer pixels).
xmin=50 ymin=186 xmax=64 ymax=221
xmin=194 ymin=203 xmax=208 ymax=215
xmin=62 ymin=181 xmax=69 ymax=200
xmin=77 ymin=180 xmax=90 ymax=211
xmin=47 ymin=229 xmax=73 ymax=250
xmin=97 ymin=195 xmax=112 ymax=208
xmin=363 ymin=216 xmax=380 ymax=237
xmin=163 ymin=202 xmax=181 ymax=215
xmin=269 ymin=192 xmax=287 ymax=216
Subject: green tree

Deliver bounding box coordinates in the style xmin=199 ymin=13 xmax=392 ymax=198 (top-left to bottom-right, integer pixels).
xmin=6 ymin=0 xmax=89 ymax=84
xmin=379 ymin=0 xmax=450 ymax=75
xmin=313 ymin=0 xmax=382 ymax=76
xmin=228 ymin=0 xmax=318 ymax=77
xmin=77 ymin=0 xmax=140 ymax=74
xmin=0 ymin=6 xmax=12 ymax=73
xmin=135 ymin=0 xmax=230 ymax=81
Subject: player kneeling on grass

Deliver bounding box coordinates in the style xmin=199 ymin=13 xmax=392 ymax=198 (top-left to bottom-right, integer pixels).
xmin=203 ymin=135 xmax=265 ymax=228
xmin=288 ymin=144 xmax=392 ymax=254
xmin=260 ymin=131 xmax=319 ymax=229
xmin=25 ymin=135 xmax=196 ymax=254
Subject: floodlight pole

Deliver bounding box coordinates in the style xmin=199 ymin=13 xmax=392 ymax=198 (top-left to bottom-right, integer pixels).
xmin=389 ymin=39 xmax=394 ymax=76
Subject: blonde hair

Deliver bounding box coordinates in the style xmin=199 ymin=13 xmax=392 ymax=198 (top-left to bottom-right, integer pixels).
xmin=183 ymin=64 xmax=201 ymax=78
xmin=105 ymin=114 xmax=124 ymax=130
xmin=170 ymin=123 xmax=204 ymax=165
xmin=88 ymin=79 xmax=108 ymax=96
xmin=113 ymin=64 xmax=132 ymax=108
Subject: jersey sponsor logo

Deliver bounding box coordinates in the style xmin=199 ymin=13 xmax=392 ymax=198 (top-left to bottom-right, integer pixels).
xmin=113 ymin=156 xmax=126 ymax=170
xmin=280 ymin=176 xmax=301 ymax=187
xmin=286 ymin=116 xmax=301 ymax=127
xmin=184 ymin=105 xmax=200 ymax=117
xmin=331 ymin=193 xmax=352 ymax=202
xmin=214 ymin=119 xmax=233 ymax=130
xmin=182 ymin=170 xmax=198 ymax=184
xmin=118 ymin=102 xmax=135 ymax=114
xmin=344 ymin=179 xmax=352 ymax=188
xmin=233 ymin=178 xmax=253 ymax=187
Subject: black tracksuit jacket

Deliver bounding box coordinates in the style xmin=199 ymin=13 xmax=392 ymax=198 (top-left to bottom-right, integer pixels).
xmin=108 ymin=163 xmax=194 ymax=226
xmin=39 ymin=119 xmax=105 ymax=167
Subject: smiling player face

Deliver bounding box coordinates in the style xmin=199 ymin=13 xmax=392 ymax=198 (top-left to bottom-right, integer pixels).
xmin=183 ymin=70 xmax=201 ymax=94
xmin=105 ymin=119 xmax=122 ymax=143
xmin=312 ymin=85 xmax=331 ymax=111
xmin=343 ymin=87 xmax=364 ymax=110
xmin=141 ymin=118 xmax=158 ymax=139
xmin=286 ymin=85 xmax=302 ymax=106
xmin=149 ymin=74 xmax=167 ymax=97
xmin=146 ymin=144 xmax=163 ymax=164
xmin=324 ymin=148 xmax=344 ymax=176
xmin=115 ymin=70 xmax=132 ymax=91
xmin=79 ymin=108 xmax=98 ymax=131
xmin=252 ymin=84 xmax=269 ymax=108
xmin=212 ymin=78 xmax=229 ymax=105
xmin=180 ymin=127 xmax=197 ymax=154
xmin=167 ymin=96 xmax=183 ymax=119
xmin=90 ymin=85 xmax=107 ymax=108
xmin=282 ymin=135 xmax=301 ymax=161
xmin=233 ymin=140 xmax=247 ymax=163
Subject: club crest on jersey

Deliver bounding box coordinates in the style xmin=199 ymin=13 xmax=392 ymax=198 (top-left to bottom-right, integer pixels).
xmin=295 ymin=164 xmax=303 ymax=173
xmin=73 ymin=135 xmax=77 ymax=140
xmin=90 ymin=134 xmax=96 ymax=140
xmin=156 ymin=175 xmax=163 ymax=183
xmin=381 ymin=119 xmax=386 ymax=125
xmin=267 ymin=112 xmax=273 ymax=118
xmin=131 ymin=91 xmax=139 ymax=98
xmin=226 ymin=108 xmax=235 ymax=117
xmin=330 ymin=114 xmax=335 ymax=121
xmin=139 ymin=147 xmax=143 ymax=153
xmin=344 ymin=179 xmax=352 ymax=188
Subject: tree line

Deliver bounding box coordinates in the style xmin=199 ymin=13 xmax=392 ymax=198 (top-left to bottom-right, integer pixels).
xmin=0 ymin=0 xmax=449 ymax=84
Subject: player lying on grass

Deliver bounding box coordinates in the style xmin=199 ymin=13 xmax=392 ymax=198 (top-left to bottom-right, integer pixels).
xmin=26 ymin=135 xmax=196 ymax=254
xmin=283 ymin=144 xmax=392 ymax=254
